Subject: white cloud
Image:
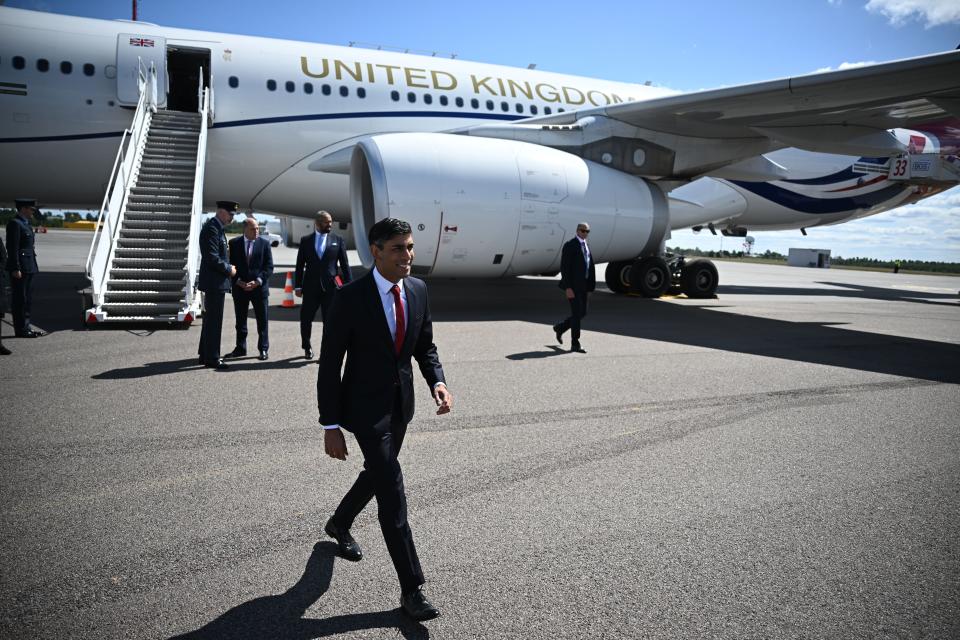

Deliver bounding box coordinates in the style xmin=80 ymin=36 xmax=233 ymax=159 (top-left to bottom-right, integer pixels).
xmin=865 ymin=0 xmax=960 ymax=28
xmin=813 ymin=61 xmax=879 ymax=73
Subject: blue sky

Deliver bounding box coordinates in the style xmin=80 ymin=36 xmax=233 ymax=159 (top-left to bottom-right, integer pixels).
xmin=8 ymin=0 xmax=960 ymax=261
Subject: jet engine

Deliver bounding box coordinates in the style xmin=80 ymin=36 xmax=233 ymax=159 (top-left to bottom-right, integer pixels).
xmin=346 ymin=132 xmax=669 ymax=277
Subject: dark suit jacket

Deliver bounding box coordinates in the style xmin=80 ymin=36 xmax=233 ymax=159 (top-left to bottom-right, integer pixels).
xmin=197 ymin=216 xmax=231 ymax=293
xmin=295 ymin=232 xmax=351 ymax=294
xmin=558 ymin=236 xmax=596 ymax=293
xmin=0 ymin=238 xmax=8 ymax=313
xmin=5 ymin=216 xmax=39 ymax=274
xmin=317 ymin=271 xmax=445 ymax=433
xmin=228 ymin=235 xmax=274 ymax=298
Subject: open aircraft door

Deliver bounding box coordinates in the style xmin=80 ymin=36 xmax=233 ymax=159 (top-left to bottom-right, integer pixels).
xmin=116 ymin=33 xmax=167 ymax=106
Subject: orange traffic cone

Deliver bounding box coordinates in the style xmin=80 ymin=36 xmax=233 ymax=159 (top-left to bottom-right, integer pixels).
xmin=281 ymin=271 xmax=296 ymax=308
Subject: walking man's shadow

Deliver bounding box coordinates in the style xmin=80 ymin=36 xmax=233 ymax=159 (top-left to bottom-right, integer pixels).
xmin=171 ymin=541 xmax=429 ymax=639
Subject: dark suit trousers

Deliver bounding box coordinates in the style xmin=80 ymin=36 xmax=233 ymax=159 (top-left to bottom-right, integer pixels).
xmin=557 ymin=290 xmax=589 ymax=343
xmin=198 ymin=290 xmax=225 ymax=363
xmin=10 ymin=272 xmax=34 ymax=333
xmin=233 ymin=288 xmax=269 ymax=352
xmin=332 ymin=392 xmax=424 ymax=592
xmin=300 ymin=288 xmax=335 ymax=349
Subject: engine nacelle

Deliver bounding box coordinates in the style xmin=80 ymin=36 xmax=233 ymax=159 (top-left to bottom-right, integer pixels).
xmin=348 ymin=132 xmax=668 ymax=277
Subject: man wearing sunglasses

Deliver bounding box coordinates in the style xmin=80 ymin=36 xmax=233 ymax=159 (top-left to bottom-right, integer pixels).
xmin=554 ymin=222 xmax=595 ymax=353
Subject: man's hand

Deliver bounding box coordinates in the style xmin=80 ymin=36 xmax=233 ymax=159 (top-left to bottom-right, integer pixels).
xmin=244 ymin=281 xmax=259 ymax=291
xmin=12 ymin=270 xmax=22 ymax=280
xmin=324 ymin=428 xmax=348 ymax=460
xmin=295 ymin=288 xmax=303 ymax=298
xmin=565 ymin=288 xmax=575 ymax=300
xmin=433 ymin=383 xmax=453 ymax=415
xmin=229 ymin=265 xmax=237 ymax=277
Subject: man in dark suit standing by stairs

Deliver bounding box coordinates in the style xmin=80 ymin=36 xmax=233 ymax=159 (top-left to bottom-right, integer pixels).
xmin=225 ymin=218 xmax=274 ymax=360
xmin=295 ymin=210 xmax=352 ymax=359
xmin=197 ymin=201 xmax=237 ymax=370
xmin=5 ymin=199 xmax=44 ymax=338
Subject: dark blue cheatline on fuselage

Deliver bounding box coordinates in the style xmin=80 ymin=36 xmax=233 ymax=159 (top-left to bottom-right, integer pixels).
xmin=730 ymin=180 xmax=907 ymax=214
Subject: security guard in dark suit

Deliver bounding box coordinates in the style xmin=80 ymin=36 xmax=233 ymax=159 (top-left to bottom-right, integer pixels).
xmin=295 ymin=210 xmax=352 ymax=359
xmin=5 ymin=199 xmax=44 ymax=338
xmin=225 ymin=217 xmax=274 ymax=360
xmin=197 ymin=201 xmax=238 ymax=370
xmin=553 ymin=222 xmax=596 ymax=353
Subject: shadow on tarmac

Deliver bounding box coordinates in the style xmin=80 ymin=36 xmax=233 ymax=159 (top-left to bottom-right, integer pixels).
xmin=31 ymin=270 xmax=960 ymax=385
xmin=170 ymin=541 xmax=429 ymax=640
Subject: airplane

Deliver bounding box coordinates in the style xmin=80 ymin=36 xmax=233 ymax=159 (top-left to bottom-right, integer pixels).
xmin=1 ymin=5 xmax=958 ymax=322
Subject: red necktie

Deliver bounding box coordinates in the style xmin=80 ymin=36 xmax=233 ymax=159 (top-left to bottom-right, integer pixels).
xmin=391 ymin=284 xmax=405 ymax=355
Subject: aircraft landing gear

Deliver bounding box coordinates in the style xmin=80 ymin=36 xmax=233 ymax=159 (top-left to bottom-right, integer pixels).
xmin=604 ymin=254 xmax=719 ymax=298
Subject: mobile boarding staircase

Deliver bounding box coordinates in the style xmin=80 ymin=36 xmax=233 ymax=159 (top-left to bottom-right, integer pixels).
xmin=84 ymin=63 xmax=212 ymax=324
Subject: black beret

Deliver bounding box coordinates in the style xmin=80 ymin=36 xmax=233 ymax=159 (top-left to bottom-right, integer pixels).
xmin=216 ymin=200 xmax=239 ymax=212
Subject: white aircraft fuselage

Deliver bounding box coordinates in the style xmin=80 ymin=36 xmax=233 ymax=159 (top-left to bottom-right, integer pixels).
xmin=1 ymin=6 xmax=957 ymax=246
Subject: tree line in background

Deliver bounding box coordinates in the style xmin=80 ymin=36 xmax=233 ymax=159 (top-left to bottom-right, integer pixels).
xmin=668 ymin=246 xmax=960 ymax=274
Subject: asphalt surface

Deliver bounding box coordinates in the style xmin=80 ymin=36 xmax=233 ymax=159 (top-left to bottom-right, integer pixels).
xmin=1 ymin=230 xmax=959 ymax=639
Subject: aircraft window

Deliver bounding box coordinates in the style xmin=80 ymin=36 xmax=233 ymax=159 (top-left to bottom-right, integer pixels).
xmin=544 ymin=106 xmax=552 ymax=115
xmin=285 ymin=81 xmax=295 ymax=93
xmin=390 ymin=90 xmax=400 ymax=101
xmin=86 ymin=99 xmax=93 ymax=105
xmin=228 ymin=75 xmax=239 ymax=88
xmin=470 ymin=98 xmax=479 ymax=109
xmin=424 ymin=94 xmax=433 ymax=105
xmin=304 ymin=82 xmax=313 ymax=94
xmin=500 ymin=101 xmax=508 ymax=112
xmin=13 ymin=56 xmax=25 ymax=70
xmin=357 ymin=87 xmax=367 ymax=98
xmin=407 ymin=92 xmax=416 ymax=103
xmin=456 ymin=97 xmax=464 ymax=107
xmin=558 ymin=107 xmax=566 ymax=112
xmin=83 ymin=63 xmax=95 ymax=76
xmin=61 ymin=61 xmax=73 ymax=74
xmin=266 ymin=79 xmax=277 ymax=91
xmin=530 ymin=105 xmax=538 ymax=115
xmin=37 ymin=59 xmax=49 ymax=72
xmin=340 ymin=86 xmax=349 ymax=97
xmin=322 ymin=84 xmax=331 ymax=96
xmin=485 ymin=100 xmax=494 ymax=110
xmin=439 ymin=95 xmax=448 ymax=106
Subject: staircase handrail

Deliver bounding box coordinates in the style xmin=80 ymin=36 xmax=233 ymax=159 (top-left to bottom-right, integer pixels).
xmin=84 ymin=62 xmax=157 ymax=302
xmin=184 ymin=81 xmax=211 ymax=312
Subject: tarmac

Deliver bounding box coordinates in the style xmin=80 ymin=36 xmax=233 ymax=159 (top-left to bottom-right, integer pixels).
xmin=1 ymin=229 xmax=959 ymax=639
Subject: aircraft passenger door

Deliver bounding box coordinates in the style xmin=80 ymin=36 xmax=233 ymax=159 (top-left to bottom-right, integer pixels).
xmin=166 ymin=46 xmax=211 ymax=112
xmin=116 ymin=33 xmax=167 ymax=106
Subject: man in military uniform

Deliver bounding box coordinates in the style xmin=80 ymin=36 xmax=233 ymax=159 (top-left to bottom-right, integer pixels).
xmin=197 ymin=201 xmax=238 ymax=370
xmin=5 ymin=199 xmax=44 ymax=338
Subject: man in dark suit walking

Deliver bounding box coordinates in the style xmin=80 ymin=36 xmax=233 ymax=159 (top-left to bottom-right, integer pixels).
xmin=318 ymin=218 xmax=452 ymax=622
xmin=5 ymin=199 xmax=44 ymax=338
xmin=295 ymin=210 xmax=352 ymax=359
xmin=0 ymin=236 xmax=11 ymax=355
xmin=197 ymin=201 xmax=238 ymax=370
xmin=225 ymin=218 xmax=274 ymax=360
xmin=553 ymin=222 xmax=595 ymax=353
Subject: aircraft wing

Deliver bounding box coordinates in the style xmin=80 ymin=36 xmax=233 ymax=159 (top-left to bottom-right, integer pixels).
xmin=456 ymin=49 xmax=960 ymax=182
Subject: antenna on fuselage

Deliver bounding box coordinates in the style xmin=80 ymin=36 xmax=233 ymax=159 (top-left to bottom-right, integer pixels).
xmin=132 ymin=0 xmax=138 ymax=20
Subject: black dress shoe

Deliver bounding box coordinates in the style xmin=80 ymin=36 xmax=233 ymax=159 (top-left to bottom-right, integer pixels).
xmin=553 ymin=323 xmax=564 ymax=345
xmin=224 ymin=347 xmax=246 ymax=358
xmin=15 ymin=330 xmax=41 ymax=338
xmin=258 ymin=350 xmax=268 ymax=360
xmin=305 ymin=348 xmax=314 ymax=360
xmin=0 ymin=344 xmax=11 ymax=355
xmin=571 ymin=342 xmax=586 ymax=353
xmin=400 ymin=587 xmax=440 ymax=621
xmin=324 ymin=517 xmax=362 ymax=561
xmin=205 ymin=359 xmax=229 ymax=370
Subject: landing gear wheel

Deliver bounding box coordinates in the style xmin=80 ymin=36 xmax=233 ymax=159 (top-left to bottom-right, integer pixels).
xmin=604 ymin=260 xmax=633 ymax=294
xmin=680 ymin=258 xmax=719 ymax=298
xmin=630 ymin=256 xmax=670 ymax=298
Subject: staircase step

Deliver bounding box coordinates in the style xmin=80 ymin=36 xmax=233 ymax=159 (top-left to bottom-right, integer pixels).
xmin=104 ymin=290 xmax=185 ymax=302
xmin=140 ymin=158 xmax=195 ymax=167
xmin=115 ymin=247 xmax=188 ymax=258
xmin=123 ymin=212 xmax=192 ymax=222
xmin=107 ymin=279 xmax=186 ymax=290
xmin=102 ymin=302 xmax=184 ymax=315
xmin=110 ymin=268 xmax=186 ymax=279
xmin=120 ymin=222 xmax=191 ymax=233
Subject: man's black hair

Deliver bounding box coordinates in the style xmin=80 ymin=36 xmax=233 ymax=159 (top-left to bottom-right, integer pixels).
xmin=368 ymin=218 xmax=412 ymax=248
